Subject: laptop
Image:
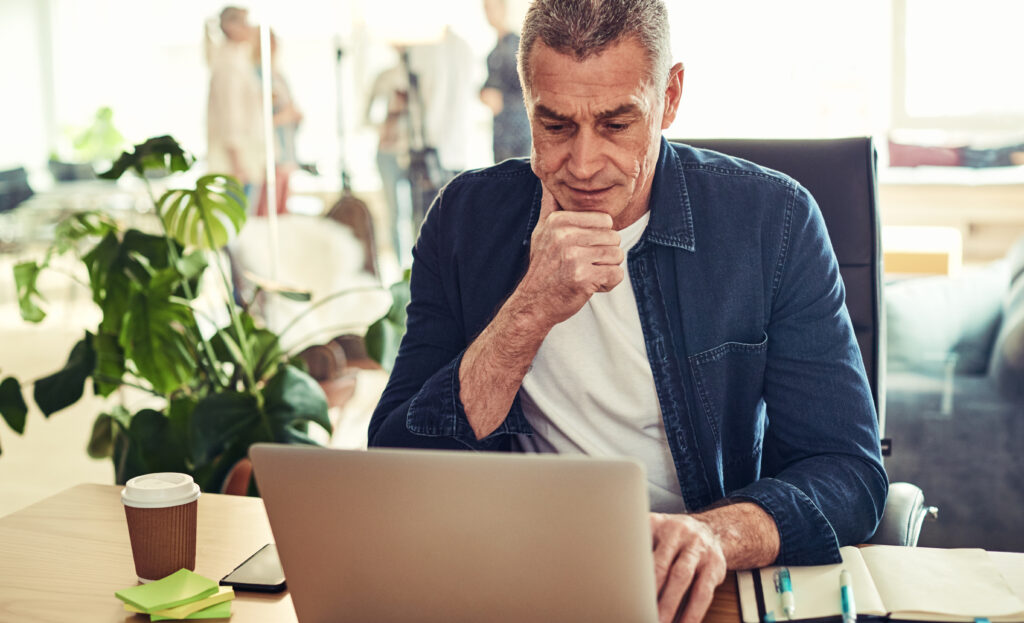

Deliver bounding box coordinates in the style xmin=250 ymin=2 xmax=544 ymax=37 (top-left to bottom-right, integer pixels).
xmin=249 ymin=444 xmax=659 ymax=623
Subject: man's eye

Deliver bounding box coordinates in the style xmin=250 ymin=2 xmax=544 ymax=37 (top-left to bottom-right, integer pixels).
xmin=543 ymin=124 xmax=567 ymax=132
xmin=605 ymin=122 xmax=629 ymax=132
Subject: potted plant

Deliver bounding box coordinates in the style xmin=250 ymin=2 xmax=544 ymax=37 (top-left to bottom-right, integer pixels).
xmin=0 ymin=136 xmax=405 ymax=493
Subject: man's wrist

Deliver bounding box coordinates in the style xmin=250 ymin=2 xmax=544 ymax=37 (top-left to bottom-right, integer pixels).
xmin=691 ymin=501 xmax=781 ymax=570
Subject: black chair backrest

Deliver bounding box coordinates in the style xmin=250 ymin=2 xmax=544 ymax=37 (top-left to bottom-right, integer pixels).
xmin=0 ymin=167 xmax=34 ymax=213
xmin=675 ymin=138 xmax=885 ymax=433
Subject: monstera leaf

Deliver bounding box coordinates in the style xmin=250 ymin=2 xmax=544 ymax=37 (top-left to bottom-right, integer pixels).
xmin=158 ymin=174 xmax=247 ymax=250
xmin=119 ymin=268 xmax=197 ymax=396
xmin=99 ymin=135 xmax=194 ymax=180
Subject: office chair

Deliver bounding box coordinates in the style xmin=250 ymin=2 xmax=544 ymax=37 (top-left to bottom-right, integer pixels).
xmin=0 ymin=167 xmax=34 ymax=212
xmin=677 ymin=137 xmax=935 ymax=547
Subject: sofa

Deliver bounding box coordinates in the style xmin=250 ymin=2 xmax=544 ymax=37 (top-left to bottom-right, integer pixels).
xmin=883 ymin=236 xmax=1024 ymax=552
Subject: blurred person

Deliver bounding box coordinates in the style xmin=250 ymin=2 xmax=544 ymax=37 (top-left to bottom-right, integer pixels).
xmin=254 ymin=29 xmax=303 ymax=217
xmin=480 ymin=0 xmax=530 ymax=162
xmin=206 ymin=5 xmax=265 ymax=209
xmin=365 ymin=57 xmax=411 ymax=260
xmin=406 ymin=26 xmax=477 ymax=175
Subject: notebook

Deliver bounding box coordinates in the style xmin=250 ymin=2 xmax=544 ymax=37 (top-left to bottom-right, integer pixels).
xmin=738 ymin=545 xmax=1024 ymax=622
xmin=249 ymin=444 xmax=660 ymax=623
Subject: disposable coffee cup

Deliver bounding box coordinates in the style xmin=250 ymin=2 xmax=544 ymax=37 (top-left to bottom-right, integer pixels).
xmin=121 ymin=472 xmax=201 ymax=582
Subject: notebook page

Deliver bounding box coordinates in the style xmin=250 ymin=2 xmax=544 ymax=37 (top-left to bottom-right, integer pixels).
xmin=991 ymin=551 xmax=1024 ymax=601
xmin=742 ymin=546 xmax=886 ymax=621
xmin=861 ymin=546 xmax=1024 ymax=619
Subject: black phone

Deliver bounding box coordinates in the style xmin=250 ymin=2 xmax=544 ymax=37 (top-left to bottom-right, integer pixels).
xmin=220 ymin=543 xmax=287 ymax=592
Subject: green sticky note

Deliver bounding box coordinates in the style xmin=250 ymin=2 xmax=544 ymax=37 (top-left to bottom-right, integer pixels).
xmin=151 ymin=600 xmax=232 ymax=620
xmin=115 ymin=569 xmax=218 ymax=613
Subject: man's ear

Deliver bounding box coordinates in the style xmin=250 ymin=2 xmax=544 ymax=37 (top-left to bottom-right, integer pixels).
xmin=661 ymin=62 xmax=684 ymax=130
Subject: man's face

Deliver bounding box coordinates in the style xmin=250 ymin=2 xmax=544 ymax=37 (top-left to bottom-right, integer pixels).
xmin=526 ymin=38 xmax=682 ymax=230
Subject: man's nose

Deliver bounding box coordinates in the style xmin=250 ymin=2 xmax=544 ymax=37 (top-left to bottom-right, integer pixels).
xmin=565 ymin=127 xmax=603 ymax=180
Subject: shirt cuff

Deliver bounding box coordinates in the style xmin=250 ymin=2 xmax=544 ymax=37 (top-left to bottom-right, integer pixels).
xmin=727 ymin=477 xmax=842 ymax=566
xmin=406 ymin=349 xmax=533 ymax=450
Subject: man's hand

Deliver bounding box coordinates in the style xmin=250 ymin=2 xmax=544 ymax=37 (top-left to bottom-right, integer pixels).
xmin=513 ymin=185 xmax=625 ymax=328
xmin=651 ymin=503 xmax=781 ymax=623
xmin=458 ymin=185 xmax=625 ymax=440
xmin=650 ymin=513 xmax=727 ymax=623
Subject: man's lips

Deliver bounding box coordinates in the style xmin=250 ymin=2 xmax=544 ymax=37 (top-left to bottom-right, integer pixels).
xmin=566 ymin=184 xmax=614 ymax=201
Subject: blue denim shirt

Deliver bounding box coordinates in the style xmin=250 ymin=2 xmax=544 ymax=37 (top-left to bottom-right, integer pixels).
xmin=368 ymin=138 xmax=887 ymax=566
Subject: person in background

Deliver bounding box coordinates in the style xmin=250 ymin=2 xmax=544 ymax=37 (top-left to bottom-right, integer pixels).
xmin=205 ymin=5 xmax=265 ymax=209
xmin=480 ymin=0 xmax=531 ymax=163
xmin=254 ymin=29 xmax=303 ymax=217
xmin=365 ymin=55 xmax=411 ymax=262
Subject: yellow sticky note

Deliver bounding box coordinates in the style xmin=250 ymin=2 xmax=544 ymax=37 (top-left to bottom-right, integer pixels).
xmin=151 ymin=600 xmax=232 ymax=620
xmin=125 ymin=586 xmax=234 ymax=619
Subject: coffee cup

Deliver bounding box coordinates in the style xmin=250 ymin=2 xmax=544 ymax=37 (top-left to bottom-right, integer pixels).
xmin=121 ymin=472 xmax=201 ymax=582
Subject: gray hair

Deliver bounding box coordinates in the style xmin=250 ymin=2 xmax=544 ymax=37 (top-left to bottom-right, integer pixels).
xmin=517 ymin=0 xmax=672 ymax=96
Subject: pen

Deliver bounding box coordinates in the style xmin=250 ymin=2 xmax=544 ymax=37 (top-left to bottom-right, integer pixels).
xmin=840 ymin=569 xmax=856 ymax=623
xmin=775 ymin=568 xmax=796 ymax=620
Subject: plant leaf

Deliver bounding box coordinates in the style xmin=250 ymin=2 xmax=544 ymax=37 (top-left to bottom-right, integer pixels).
xmin=0 ymin=377 xmax=28 ymax=435
xmin=158 ymin=174 xmax=247 ymax=249
xmin=119 ymin=283 xmax=196 ymax=395
xmin=87 ymin=412 xmax=115 ymax=459
xmin=365 ymin=276 xmax=411 ymax=372
xmin=98 ymin=135 xmax=195 ymax=180
xmin=53 ymin=211 xmax=118 ymax=255
xmin=124 ymin=408 xmax=190 ymax=475
xmin=190 ymin=391 xmax=262 ymax=466
xmin=91 ymin=329 xmax=124 ymax=397
xmin=87 ymin=406 xmax=131 ymax=460
xmin=34 ymin=335 xmax=96 ymax=416
xmin=262 ymin=364 xmax=332 ymax=437
xmin=13 ymin=261 xmax=46 ymax=323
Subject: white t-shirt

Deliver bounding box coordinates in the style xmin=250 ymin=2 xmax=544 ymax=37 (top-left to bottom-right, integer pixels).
xmin=518 ymin=212 xmax=686 ymax=513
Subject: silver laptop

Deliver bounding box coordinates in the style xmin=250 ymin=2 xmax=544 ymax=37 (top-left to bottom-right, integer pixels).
xmin=249 ymin=444 xmax=659 ymax=623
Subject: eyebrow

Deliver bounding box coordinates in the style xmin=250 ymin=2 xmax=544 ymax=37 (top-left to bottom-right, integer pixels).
xmin=533 ymin=103 xmax=641 ymax=121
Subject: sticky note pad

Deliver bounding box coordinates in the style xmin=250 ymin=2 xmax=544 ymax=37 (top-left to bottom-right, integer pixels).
xmin=125 ymin=586 xmax=234 ymax=619
xmin=151 ymin=600 xmax=232 ymax=620
xmin=115 ymin=569 xmax=218 ymax=613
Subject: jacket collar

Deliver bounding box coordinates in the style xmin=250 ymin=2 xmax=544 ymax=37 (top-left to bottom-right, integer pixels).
xmin=522 ymin=137 xmax=695 ymax=252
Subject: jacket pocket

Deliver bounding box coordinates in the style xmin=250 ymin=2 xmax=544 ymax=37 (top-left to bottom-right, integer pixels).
xmin=688 ymin=333 xmax=768 ymax=488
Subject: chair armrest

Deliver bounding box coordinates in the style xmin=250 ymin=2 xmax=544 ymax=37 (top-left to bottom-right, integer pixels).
xmin=867 ymin=482 xmax=937 ymax=546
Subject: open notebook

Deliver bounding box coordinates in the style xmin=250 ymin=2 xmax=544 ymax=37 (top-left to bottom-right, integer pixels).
xmin=738 ymin=545 xmax=1024 ymax=622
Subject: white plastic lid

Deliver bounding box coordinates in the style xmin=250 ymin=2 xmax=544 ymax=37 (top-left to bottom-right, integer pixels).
xmin=121 ymin=472 xmax=201 ymax=508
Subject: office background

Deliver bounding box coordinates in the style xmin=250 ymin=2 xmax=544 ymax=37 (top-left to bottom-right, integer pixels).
xmin=1 ymin=0 xmax=1022 ymax=551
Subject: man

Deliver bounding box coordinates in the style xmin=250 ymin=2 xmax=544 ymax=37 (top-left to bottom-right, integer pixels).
xmin=368 ymin=1 xmax=887 ymax=621
xmin=206 ymin=5 xmax=264 ymax=207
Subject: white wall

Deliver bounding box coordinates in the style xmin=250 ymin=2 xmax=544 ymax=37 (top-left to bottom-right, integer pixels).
xmin=0 ymin=0 xmax=52 ymax=172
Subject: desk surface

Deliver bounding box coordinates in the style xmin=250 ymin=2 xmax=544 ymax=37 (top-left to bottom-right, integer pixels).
xmin=0 ymin=483 xmax=741 ymax=622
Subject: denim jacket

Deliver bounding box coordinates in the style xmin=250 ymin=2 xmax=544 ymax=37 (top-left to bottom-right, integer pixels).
xmin=368 ymin=138 xmax=888 ymax=565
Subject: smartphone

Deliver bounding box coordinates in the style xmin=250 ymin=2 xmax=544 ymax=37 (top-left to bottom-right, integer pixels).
xmin=220 ymin=543 xmax=287 ymax=592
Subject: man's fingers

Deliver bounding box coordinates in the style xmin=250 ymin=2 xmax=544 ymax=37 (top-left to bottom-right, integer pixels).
xmin=589 ymin=245 xmax=625 ymax=266
xmin=593 ymin=265 xmax=624 ymax=292
xmin=657 ymin=550 xmax=697 ymax=623
xmin=546 ymin=208 xmax=614 ymax=230
xmin=552 ymin=226 xmax=621 ymax=250
xmin=678 ymin=566 xmax=725 ymax=623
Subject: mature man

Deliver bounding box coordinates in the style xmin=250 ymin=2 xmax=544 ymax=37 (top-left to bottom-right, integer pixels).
xmin=368 ymin=0 xmax=887 ymax=620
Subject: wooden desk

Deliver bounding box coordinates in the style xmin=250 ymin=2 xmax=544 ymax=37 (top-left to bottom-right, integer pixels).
xmin=0 ymin=484 xmax=294 ymax=622
xmin=0 ymin=483 xmax=741 ymax=622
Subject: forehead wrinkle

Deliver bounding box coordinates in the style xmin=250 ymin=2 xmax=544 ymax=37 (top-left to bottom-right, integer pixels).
xmin=532 ymin=98 xmax=647 ymax=121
